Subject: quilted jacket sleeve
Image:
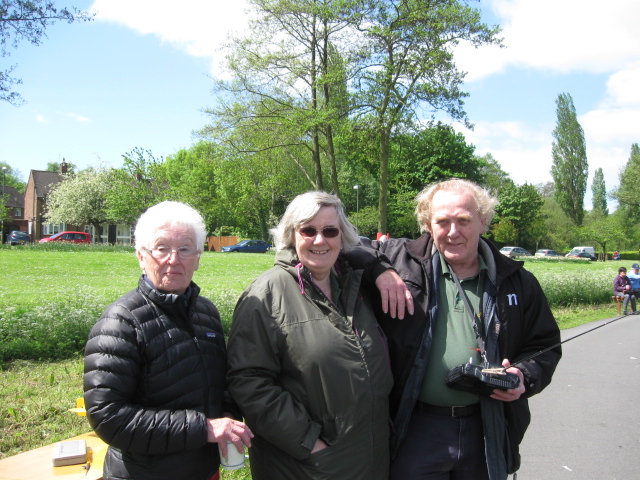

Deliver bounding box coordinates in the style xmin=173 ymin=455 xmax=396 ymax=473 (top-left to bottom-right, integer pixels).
xmin=83 ymin=297 xmax=209 ymax=455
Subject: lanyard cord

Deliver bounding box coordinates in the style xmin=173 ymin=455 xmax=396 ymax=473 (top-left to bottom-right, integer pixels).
xmin=448 ymin=265 xmax=487 ymax=362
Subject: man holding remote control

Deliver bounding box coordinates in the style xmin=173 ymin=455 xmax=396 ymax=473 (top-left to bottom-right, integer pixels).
xmin=349 ymin=178 xmax=562 ymax=480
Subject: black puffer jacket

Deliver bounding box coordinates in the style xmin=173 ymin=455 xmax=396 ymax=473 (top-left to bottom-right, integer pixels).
xmin=84 ymin=276 xmax=233 ymax=480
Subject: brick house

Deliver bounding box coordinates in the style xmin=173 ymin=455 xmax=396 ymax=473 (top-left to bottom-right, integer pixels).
xmin=24 ymin=160 xmax=133 ymax=243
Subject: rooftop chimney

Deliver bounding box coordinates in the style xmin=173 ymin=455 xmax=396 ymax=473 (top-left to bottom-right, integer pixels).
xmin=60 ymin=159 xmax=68 ymax=174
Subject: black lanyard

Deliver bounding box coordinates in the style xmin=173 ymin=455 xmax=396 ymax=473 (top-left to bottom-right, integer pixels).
xmin=448 ymin=266 xmax=487 ymax=362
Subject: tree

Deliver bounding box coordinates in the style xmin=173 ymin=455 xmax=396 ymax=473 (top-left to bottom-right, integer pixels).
xmin=580 ymin=212 xmax=625 ymax=261
xmin=45 ymin=167 xmax=114 ymax=241
xmin=591 ymin=167 xmax=608 ymax=216
xmin=492 ymin=183 xmax=544 ymax=249
xmin=477 ymin=152 xmax=513 ymax=195
xmin=351 ymin=0 xmax=501 ymax=232
xmin=389 ymin=122 xmax=482 ymax=194
xmin=46 ymin=160 xmax=76 ymax=173
xmin=612 ymin=143 xmax=640 ymax=221
xmin=105 ymin=148 xmax=165 ymax=225
xmin=204 ymin=0 xmax=359 ymax=195
xmin=0 ymin=161 xmax=26 ymax=192
xmin=1 ymin=1 xmax=93 ymax=105
xmin=550 ymin=92 xmax=588 ymax=226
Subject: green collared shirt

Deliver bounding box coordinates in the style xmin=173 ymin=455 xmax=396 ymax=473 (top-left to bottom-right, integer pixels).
xmin=418 ymin=254 xmax=487 ymax=406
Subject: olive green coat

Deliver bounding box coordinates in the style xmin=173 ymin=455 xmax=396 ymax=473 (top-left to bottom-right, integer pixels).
xmin=227 ymin=250 xmax=392 ymax=480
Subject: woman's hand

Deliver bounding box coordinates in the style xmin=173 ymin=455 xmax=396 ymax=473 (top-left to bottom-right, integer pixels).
xmin=207 ymin=417 xmax=254 ymax=457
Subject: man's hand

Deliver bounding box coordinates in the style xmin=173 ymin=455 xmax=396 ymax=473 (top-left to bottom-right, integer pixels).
xmin=375 ymin=270 xmax=414 ymax=319
xmin=207 ymin=417 xmax=254 ymax=457
xmin=490 ymin=359 xmax=526 ymax=402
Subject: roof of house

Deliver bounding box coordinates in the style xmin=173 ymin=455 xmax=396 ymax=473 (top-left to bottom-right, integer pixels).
xmin=29 ymin=170 xmax=64 ymax=198
xmin=2 ymin=185 xmax=24 ymax=208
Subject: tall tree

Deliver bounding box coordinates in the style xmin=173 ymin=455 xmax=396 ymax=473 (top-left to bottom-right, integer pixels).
xmin=45 ymin=167 xmax=114 ymax=241
xmin=351 ymin=0 xmax=501 ymax=232
xmin=612 ymin=143 xmax=640 ymax=221
xmin=591 ymin=167 xmax=608 ymax=215
xmin=1 ymin=1 xmax=93 ymax=105
xmin=477 ymin=152 xmax=513 ymax=195
xmin=204 ymin=0 xmax=358 ymax=194
xmin=550 ymin=92 xmax=588 ymax=226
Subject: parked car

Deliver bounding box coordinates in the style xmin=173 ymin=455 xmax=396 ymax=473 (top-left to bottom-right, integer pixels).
xmin=221 ymin=239 xmax=272 ymax=253
xmin=39 ymin=231 xmax=91 ymax=244
xmin=565 ymin=246 xmax=595 ymax=257
xmin=535 ymin=249 xmax=561 ymax=257
xmin=499 ymin=246 xmax=532 ymax=257
xmin=5 ymin=230 xmax=30 ymax=245
xmin=568 ymin=252 xmax=597 ymax=261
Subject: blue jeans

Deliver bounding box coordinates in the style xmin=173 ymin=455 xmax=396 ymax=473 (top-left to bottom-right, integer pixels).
xmin=390 ymin=408 xmax=489 ymax=480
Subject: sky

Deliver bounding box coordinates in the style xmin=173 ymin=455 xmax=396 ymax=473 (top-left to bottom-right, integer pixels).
xmin=1 ymin=0 xmax=639 ymax=211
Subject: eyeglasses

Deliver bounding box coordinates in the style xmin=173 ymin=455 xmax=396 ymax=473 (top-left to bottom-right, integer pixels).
xmin=142 ymin=246 xmax=199 ymax=260
xmin=298 ymin=227 xmax=340 ymax=238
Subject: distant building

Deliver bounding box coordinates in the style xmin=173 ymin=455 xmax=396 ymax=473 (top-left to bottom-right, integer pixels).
xmin=1 ymin=185 xmax=27 ymax=240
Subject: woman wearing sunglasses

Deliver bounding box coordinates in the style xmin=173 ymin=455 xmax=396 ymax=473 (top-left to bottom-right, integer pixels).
xmin=227 ymin=191 xmax=403 ymax=480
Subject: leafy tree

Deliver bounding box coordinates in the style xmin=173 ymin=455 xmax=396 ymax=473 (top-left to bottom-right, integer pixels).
xmin=591 ymin=167 xmax=608 ymax=215
xmin=491 ymin=219 xmax=517 ymax=246
xmin=1 ymin=1 xmax=93 ymax=105
xmin=389 ymin=123 xmax=481 ymax=194
xmin=0 ymin=161 xmax=26 ymax=192
xmin=105 ymin=148 xmax=165 ymax=225
xmin=477 ymin=152 xmax=513 ymax=195
xmin=492 ymin=182 xmax=544 ymax=249
xmin=580 ymin=212 xmax=625 ymax=261
xmin=351 ymin=0 xmax=501 ymax=232
xmin=46 ymin=161 xmax=76 ymax=173
xmin=205 ymin=0 xmax=359 ymax=195
xmin=612 ymin=143 xmax=640 ymax=221
xmin=45 ymin=167 xmax=114 ymax=242
xmin=550 ymin=92 xmax=588 ymax=226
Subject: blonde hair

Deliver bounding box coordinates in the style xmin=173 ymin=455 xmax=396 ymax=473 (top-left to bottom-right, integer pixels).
xmin=270 ymin=191 xmax=359 ymax=251
xmin=415 ymin=179 xmax=497 ymax=233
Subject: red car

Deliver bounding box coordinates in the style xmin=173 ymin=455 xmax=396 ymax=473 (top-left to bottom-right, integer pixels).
xmin=39 ymin=231 xmax=91 ymax=244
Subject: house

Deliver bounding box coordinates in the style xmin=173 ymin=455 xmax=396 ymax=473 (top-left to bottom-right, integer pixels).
xmin=23 ymin=160 xmax=133 ymax=244
xmin=1 ymin=185 xmax=28 ymax=240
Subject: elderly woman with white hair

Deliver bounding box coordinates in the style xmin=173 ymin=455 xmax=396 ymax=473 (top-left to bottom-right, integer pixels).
xmin=227 ymin=191 xmax=410 ymax=480
xmin=84 ymin=201 xmax=253 ymax=480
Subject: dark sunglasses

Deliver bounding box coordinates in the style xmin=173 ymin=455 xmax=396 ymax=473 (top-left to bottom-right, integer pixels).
xmin=298 ymin=226 xmax=341 ymax=238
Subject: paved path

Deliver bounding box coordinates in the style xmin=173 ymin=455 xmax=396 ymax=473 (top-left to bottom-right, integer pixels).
xmin=516 ymin=315 xmax=640 ymax=479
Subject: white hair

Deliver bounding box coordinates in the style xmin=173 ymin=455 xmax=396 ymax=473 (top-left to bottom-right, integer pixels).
xmin=134 ymin=201 xmax=206 ymax=253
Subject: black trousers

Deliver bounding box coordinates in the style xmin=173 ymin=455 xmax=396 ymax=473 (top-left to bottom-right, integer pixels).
xmin=390 ymin=408 xmax=489 ymax=480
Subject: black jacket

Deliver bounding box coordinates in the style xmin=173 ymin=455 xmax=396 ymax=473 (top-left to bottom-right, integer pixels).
xmin=84 ymin=276 xmax=234 ymax=480
xmin=349 ymin=234 xmax=562 ymax=479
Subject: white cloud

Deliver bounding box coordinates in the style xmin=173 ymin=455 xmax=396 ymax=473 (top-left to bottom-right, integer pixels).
xmin=457 ymin=0 xmax=640 ymax=81
xmin=601 ymin=61 xmax=640 ymax=107
xmin=90 ymin=0 xmax=251 ymax=76
xmin=580 ymin=108 xmax=640 ymax=144
xmin=64 ymin=112 xmax=91 ymax=123
xmin=36 ymin=114 xmax=48 ymax=123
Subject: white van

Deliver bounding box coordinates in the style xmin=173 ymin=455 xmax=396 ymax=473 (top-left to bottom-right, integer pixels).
xmin=566 ymin=246 xmax=595 ymax=257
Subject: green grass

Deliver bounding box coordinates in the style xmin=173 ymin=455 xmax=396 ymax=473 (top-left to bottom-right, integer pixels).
xmin=0 ymin=245 xmax=625 ymax=475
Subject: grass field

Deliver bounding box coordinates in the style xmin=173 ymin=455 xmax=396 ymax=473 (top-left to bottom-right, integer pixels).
xmin=0 ymin=244 xmax=629 ymax=474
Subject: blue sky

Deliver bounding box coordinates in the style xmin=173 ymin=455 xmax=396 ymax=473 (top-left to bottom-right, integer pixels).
xmin=2 ymin=0 xmax=639 ymax=211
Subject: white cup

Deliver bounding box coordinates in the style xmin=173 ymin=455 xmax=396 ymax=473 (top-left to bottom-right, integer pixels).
xmin=218 ymin=441 xmax=245 ymax=470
